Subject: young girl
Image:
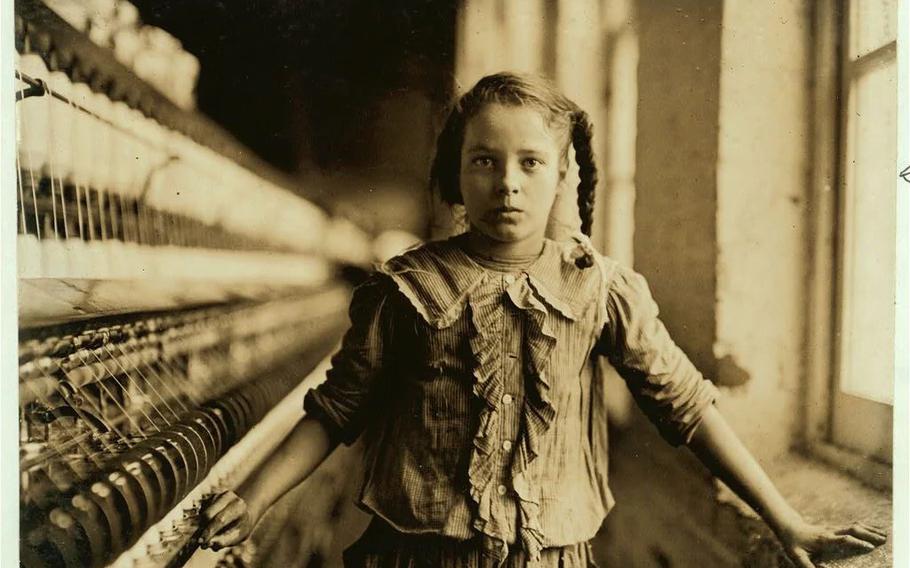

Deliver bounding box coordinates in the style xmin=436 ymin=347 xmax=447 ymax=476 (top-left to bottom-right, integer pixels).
xmin=199 ymin=73 xmax=886 ymax=567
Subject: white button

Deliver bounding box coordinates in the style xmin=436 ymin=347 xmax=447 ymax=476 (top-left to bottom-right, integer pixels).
xmin=502 ymin=440 xmax=512 ymax=451
xmin=502 ymin=394 xmax=513 ymax=405
xmin=497 ymin=484 xmax=508 ymax=496
xmin=504 ymin=274 xmax=516 ymax=285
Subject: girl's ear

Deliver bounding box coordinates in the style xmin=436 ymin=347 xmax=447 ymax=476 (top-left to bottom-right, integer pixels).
xmin=561 ymin=143 xmax=579 ymax=190
xmin=558 ymin=161 xmax=569 ymax=182
xmin=546 ymin=184 xmax=582 ymax=241
xmin=546 ymin=148 xmax=582 ymax=242
xmin=557 ymin=143 xmax=573 ymax=183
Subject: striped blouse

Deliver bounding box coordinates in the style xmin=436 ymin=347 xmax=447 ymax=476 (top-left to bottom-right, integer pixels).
xmin=304 ymin=234 xmax=719 ymax=563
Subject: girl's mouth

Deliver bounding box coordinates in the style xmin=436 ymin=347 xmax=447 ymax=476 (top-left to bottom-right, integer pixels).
xmin=486 ymin=207 xmax=524 ymax=223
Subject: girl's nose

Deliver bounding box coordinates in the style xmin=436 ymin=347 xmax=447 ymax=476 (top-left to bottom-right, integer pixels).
xmin=497 ymin=165 xmax=520 ymax=195
xmin=497 ymin=182 xmax=519 ymax=196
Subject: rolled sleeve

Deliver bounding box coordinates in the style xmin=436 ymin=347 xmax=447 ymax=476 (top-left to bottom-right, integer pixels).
xmin=303 ymin=274 xmax=394 ymax=445
xmin=600 ymin=264 xmax=719 ymax=446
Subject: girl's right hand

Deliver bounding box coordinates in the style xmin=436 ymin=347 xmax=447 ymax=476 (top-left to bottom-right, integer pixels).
xmin=778 ymin=519 xmax=887 ymax=567
xmin=198 ymin=490 xmax=258 ymax=551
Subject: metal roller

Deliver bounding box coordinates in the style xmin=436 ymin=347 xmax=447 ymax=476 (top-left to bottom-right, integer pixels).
xmin=85 ymin=481 xmax=128 ymax=554
xmin=143 ymin=443 xmax=185 ymax=513
xmin=66 ymin=493 xmax=111 ymax=559
xmin=127 ymin=452 xmax=170 ymax=521
xmin=105 ymin=470 xmax=147 ymax=545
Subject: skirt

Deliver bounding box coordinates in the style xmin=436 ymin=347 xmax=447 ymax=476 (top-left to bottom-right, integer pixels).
xmin=342 ymin=519 xmax=600 ymax=568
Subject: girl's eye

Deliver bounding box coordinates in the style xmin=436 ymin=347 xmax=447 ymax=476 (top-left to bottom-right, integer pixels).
xmin=471 ymin=157 xmax=494 ymax=168
xmin=522 ymin=158 xmax=543 ymax=169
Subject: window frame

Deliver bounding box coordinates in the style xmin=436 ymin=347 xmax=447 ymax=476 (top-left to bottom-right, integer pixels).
xmin=805 ymin=0 xmax=895 ymax=489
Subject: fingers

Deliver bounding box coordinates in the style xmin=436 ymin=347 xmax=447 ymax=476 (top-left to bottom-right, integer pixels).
xmin=208 ymin=524 xmax=249 ymax=550
xmin=787 ymin=547 xmax=816 ymax=568
xmin=199 ymin=493 xmax=247 ymax=544
xmin=827 ymin=534 xmax=876 ymax=553
xmin=835 ymin=523 xmax=888 ymax=545
xmin=201 ymin=491 xmax=239 ymax=522
xmin=201 ymin=498 xmax=245 ymax=542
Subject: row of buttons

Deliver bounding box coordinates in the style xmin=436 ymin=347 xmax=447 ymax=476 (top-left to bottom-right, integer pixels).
xmin=500 ymin=387 xmax=514 ymax=483
xmin=498 ymin=276 xmax=517 ymax=502
xmin=500 ymin=394 xmax=513 ymax=449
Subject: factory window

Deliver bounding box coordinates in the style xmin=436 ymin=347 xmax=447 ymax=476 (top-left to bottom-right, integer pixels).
xmin=829 ymin=0 xmax=897 ymax=464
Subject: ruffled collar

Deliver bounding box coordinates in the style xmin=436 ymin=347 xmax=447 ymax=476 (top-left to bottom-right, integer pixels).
xmin=379 ymin=234 xmax=603 ymax=327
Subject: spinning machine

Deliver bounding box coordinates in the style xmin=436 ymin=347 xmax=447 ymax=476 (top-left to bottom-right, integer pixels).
xmin=14 ymin=1 xmax=377 ymax=566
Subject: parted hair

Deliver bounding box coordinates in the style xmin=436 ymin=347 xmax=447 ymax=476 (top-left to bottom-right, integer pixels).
xmin=430 ymin=72 xmax=598 ymax=242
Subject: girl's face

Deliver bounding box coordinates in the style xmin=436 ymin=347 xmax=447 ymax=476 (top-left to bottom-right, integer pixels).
xmin=459 ymin=103 xmax=565 ymax=250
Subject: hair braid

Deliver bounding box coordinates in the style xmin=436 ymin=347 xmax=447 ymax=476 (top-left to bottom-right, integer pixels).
xmin=570 ymin=110 xmax=597 ymax=269
xmin=572 ymin=110 xmax=597 ymax=237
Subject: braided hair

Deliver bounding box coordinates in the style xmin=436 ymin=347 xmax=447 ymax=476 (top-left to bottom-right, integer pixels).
xmin=430 ymin=72 xmax=598 ymax=267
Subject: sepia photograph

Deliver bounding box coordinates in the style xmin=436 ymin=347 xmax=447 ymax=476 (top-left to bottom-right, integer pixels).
xmin=1 ymin=0 xmax=906 ymax=567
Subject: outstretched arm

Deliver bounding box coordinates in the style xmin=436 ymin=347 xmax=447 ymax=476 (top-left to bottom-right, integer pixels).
xmin=599 ymin=263 xmax=887 ymax=566
xmin=198 ymin=275 xmax=396 ymax=549
xmin=688 ymin=405 xmax=887 ymax=567
xmin=199 ymin=416 xmax=338 ymax=549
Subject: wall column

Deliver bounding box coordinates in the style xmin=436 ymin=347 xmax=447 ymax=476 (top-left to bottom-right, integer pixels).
xmin=633 ymin=0 xmax=724 ymax=378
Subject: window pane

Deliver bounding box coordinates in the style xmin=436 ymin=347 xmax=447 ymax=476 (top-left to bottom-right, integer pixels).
xmin=840 ymin=58 xmax=897 ymax=404
xmin=849 ymin=0 xmax=897 ymax=60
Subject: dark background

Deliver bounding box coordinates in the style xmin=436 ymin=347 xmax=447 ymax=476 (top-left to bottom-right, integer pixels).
xmin=132 ymin=0 xmax=458 ymax=232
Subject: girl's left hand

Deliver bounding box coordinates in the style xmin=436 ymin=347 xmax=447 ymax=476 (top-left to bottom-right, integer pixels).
xmin=778 ymin=520 xmax=887 ymax=567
